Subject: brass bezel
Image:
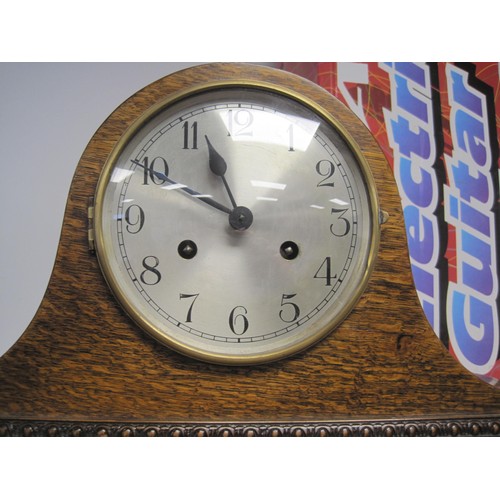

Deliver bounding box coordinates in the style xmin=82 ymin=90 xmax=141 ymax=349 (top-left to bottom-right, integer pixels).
xmin=94 ymin=66 xmax=381 ymax=365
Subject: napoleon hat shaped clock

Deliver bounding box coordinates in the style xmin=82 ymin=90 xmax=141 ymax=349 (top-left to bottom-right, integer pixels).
xmin=1 ymin=63 xmax=499 ymax=437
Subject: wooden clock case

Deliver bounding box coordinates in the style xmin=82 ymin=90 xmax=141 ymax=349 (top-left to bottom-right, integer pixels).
xmin=1 ymin=63 xmax=499 ymax=437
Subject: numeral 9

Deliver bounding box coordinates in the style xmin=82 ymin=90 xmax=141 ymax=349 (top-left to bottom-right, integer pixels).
xmin=124 ymin=204 xmax=145 ymax=234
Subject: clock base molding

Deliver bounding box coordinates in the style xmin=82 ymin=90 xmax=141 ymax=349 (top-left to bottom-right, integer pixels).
xmin=1 ymin=416 xmax=499 ymax=437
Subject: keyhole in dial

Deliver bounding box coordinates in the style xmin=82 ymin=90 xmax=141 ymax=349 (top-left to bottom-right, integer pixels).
xmin=280 ymin=241 xmax=299 ymax=260
xmin=178 ymin=240 xmax=198 ymax=259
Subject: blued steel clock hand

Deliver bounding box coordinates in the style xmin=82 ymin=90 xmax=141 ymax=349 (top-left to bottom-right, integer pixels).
xmin=205 ymin=136 xmax=253 ymax=230
xmin=205 ymin=135 xmax=237 ymax=209
xmin=130 ymin=159 xmax=232 ymax=215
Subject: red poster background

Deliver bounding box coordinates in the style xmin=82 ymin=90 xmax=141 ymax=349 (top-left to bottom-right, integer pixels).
xmin=282 ymin=62 xmax=500 ymax=386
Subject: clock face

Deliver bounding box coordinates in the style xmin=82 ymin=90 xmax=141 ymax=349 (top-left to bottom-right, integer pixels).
xmin=94 ymin=84 xmax=380 ymax=364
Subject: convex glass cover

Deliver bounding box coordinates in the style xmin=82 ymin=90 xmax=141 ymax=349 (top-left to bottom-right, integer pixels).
xmin=95 ymin=83 xmax=380 ymax=364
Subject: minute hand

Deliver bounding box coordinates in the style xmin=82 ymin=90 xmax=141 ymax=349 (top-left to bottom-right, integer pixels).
xmin=131 ymin=159 xmax=232 ymax=215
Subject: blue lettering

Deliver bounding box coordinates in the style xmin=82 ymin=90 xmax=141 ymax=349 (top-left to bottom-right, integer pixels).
xmin=394 ymin=62 xmax=426 ymax=86
xmin=444 ymin=64 xmax=498 ymax=375
xmin=450 ymin=159 xmax=488 ymax=203
xmin=391 ymin=116 xmax=431 ymax=160
xmin=460 ymin=201 xmax=491 ymax=237
xmin=450 ymin=69 xmax=482 ymax=115
xmin=404 ymin=205 xmax=434 ymax=264
xmin=461 ymin=231 xmax=493 ymax=295
xmin=381 ymin=62 xmax=440 ymax=334
xmin=395 ymin=74 xmax=428 ymax=121
xmin=400 ymin=157 xmax=433 ymax=207
xmin=455 ymin=109 xmax=487 ymax=167
xmin=451 ymin=290 xmax=495 ymax=367
xmin=411 ymin=264 xmax=434 ymax=297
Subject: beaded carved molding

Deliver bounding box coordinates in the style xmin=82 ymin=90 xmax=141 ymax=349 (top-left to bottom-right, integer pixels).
xmin=1 ymin=417 xmax=499 ymax=437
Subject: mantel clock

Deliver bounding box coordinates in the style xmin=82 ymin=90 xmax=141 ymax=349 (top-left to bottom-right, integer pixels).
xmin=1 ymin=63 xmax=499 ymax=437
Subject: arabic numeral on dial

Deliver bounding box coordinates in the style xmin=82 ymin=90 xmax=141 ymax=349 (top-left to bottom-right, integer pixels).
xmin=314 ymin=257 xmax=337 ymax=286
xmin=179 ymin=293 xmax=199 ymax=323
xmin=287 ymin=124 xmax=294 ymax=152
xmin=229 ymin=306 xmax=249 ymax=335
xmin=182 ymin=120 xmax=198 ymax=149
xmin=140 ymin=256 xmax=161 ymax=285
xmin=226 ymin=109 xmax=253 ymax=137
xmin=142 ymin=156 xmax=169 ymax=185
xmin=279 ymin=294 xmax=300 ymax=323
xmin=124 ymin=204 xmax=145 ymax=234
xmin=316 ymin=160 xmax=335 ymax=188
xmin=330 ymin=207 xmax=351 ymax=237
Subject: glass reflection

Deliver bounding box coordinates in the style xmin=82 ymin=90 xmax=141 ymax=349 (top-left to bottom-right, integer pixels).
xmin=330 ymin=198 xmax=349 ymax=206
xmin=251 ymin=180 xmax=287 ymax=191
xmin=162 ymin=183 xmax=187 ymax=190
xmin=218 ymin=108 xmax=319 ymax=152
xmin=111 ymin=168 xmax=134 ymax=183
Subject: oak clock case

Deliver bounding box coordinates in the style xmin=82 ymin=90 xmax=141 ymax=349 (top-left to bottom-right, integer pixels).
xmin=1 ymin=63 xmax=500 ymax=437
xmin=94 ymin=83 xmax=380 ymax=365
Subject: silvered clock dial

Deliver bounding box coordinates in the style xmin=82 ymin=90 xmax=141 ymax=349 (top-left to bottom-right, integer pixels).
xmin=94 ymin=69 xmax=381 ymax=364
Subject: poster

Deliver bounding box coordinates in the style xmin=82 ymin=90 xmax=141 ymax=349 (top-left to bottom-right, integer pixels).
xmin=283 ymin=62 xmax=500 ymax=387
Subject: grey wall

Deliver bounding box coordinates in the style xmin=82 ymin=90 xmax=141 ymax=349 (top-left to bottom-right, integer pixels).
xmin=0 ymin=63 xmax=208 ymax=356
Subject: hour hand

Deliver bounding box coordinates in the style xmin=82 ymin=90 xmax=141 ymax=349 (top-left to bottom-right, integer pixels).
xmin=205 ymin=135 xmax=237 ymax=209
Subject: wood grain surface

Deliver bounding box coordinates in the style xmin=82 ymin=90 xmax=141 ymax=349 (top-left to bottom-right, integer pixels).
xmin=1 ymin=63 xmax=499 ymax=428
